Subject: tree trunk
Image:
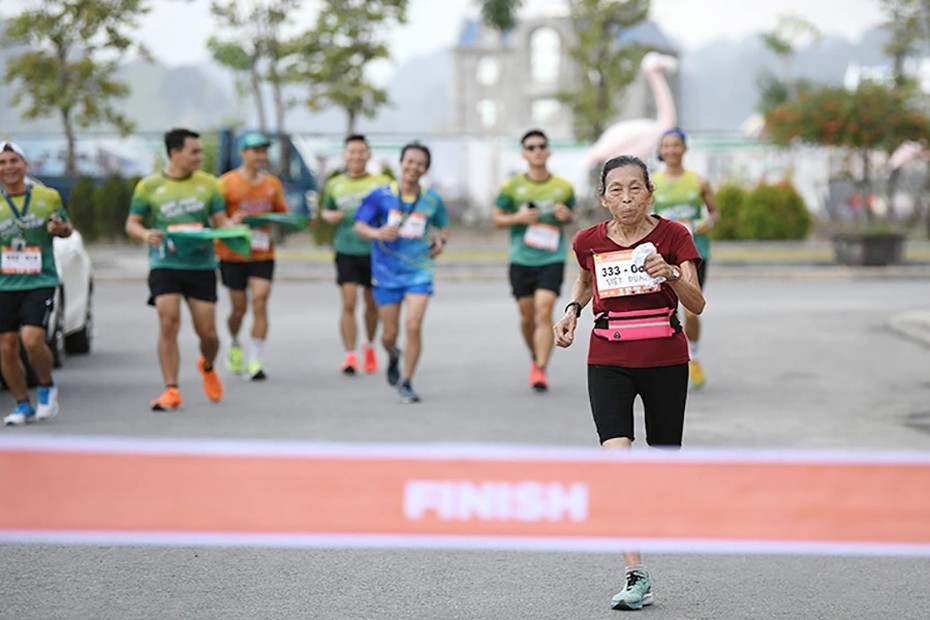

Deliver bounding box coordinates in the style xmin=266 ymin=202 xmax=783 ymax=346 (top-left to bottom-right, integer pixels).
xmin=61 ymin=107 xmax=77 ymax=176
xmin=250 ymin=63 xmax=268 ymax=133
xmin=346 ymin=108 xmax=357 ymax=135
xmin=861 ymin=148 xmax=873 ymax=223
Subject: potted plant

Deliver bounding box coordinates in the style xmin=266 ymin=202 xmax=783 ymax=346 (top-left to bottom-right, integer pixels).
xmin=765 ymin=82 xmax=930 ymax=265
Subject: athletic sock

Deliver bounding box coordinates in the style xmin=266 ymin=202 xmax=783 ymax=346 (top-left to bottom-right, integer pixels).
xmin=689 ymin=341 xmax=700 ymax=360
xmin=249 ymin=338 xmax=265 ymax=364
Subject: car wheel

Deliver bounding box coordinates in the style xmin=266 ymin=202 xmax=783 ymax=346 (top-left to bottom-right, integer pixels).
xmin=65 ymin=280 xmax=93 ymax=355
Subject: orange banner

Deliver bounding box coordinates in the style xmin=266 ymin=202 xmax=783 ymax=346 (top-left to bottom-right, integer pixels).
xmin=1 ymin=437 xmax=929 ymax=554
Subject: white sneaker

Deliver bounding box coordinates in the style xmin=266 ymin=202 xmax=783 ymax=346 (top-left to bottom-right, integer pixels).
xmin=36 ymin=384 xmax=60 ymax=420
xmin=4 ymin=401 xmax=36 ymax=426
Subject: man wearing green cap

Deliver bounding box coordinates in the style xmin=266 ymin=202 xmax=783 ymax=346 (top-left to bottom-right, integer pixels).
xmin=125 ymin=127 xmax=240 ymax=411
xmin=217 ymin=132 xmax=289 ymax=381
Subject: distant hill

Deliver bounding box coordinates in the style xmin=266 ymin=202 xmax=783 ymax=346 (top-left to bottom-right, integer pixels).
xmin=679 ymin=27 xmax=889 ymax=132
xmin=0 ymin=15 xmax=898 ymax=138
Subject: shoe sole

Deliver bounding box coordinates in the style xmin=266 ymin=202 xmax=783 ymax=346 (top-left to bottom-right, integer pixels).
xmin=35 ymin=404 xmax=60 ymax=421
xmin=151 ymin=400 xmax=182 ymax=411
xmin=611 ymin=593 xmax=654 ymax=610
xmin=342 ymin=366 xmax=357 ymax=375
xmin=247 ymin=371 xmax=267 ymax=381
xmin=532 ymin=383 xmax=548 ymax=392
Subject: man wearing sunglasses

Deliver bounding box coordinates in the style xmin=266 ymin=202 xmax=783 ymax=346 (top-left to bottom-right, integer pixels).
xmin=493 ymin=129 xmax=575 ymax=392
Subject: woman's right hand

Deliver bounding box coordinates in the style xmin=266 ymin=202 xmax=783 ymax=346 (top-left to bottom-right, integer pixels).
xmin=553 ymin=313 xmax=577 ymax=348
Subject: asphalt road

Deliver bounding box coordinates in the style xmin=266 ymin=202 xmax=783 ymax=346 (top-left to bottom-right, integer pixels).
xmin=2 ymin=275 xmax=930 ymax=619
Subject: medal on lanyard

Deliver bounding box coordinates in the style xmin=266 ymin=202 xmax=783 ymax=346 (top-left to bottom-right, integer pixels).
xmin=1 ymin=185 xmax=31 ymax=250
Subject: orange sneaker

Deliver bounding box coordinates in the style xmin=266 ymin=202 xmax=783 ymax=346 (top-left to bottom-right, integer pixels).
xmin=363 ymin=345 xmax=378 ymax=374
xmin=530 ymin=361 xmax=548 ymax=392
xmin=342 ymin=351 xmax=359 ymax=375
xmin=151 ymin=386 xmax=182 ymax=411
xmin=198 ymin=357 xmax=224 ymax=403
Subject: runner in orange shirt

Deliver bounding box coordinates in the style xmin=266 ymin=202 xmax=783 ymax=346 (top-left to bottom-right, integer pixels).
xmin=216 ymin=132 xmax=288 ymax=381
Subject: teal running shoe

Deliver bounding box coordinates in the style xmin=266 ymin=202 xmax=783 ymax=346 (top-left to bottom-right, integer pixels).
xmin=611 ymin=569 xmax=654 ymax=610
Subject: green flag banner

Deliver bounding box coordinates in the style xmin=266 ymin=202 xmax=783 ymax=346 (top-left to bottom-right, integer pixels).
xmin=167 ymin=226 xmax=253 ymax=258
xmin=243 ymin=213 xmax=309 ymax=231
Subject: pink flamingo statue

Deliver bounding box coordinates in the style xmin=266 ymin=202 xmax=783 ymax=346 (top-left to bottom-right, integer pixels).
xmin=585 ymin=51 xmax=679 ymax=165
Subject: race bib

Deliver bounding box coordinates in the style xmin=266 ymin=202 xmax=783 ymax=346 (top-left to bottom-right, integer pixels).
xmin=2 ymin=246 xmax=42 ymax=274
xmin=167 ymin=222 xmax=205 ymax=232
xmin=523 ymin=223 xmax=560 ymax=251
xmin=250 ymin=229 xmax=270 ymax=251
xmin=387 ymin=209 xmax=427 ymax=239
xmin=593 ymin=250 xmax=661 ymax=299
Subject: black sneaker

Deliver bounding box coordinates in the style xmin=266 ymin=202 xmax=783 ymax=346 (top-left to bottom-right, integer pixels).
xmin=387 ymin=349 xmax=401 ymax=386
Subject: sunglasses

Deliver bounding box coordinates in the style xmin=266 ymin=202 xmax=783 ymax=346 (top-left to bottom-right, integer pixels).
xmin=524 ymin=143 xmax=548 ymax=152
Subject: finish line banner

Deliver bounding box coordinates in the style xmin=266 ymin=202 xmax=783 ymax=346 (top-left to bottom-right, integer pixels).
xmin=1 ymin=436 xmax=929 ymax=556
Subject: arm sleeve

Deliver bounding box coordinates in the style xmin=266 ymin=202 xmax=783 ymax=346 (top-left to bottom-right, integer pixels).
xmin=354 ymin=189 xmax=380 ymax=225
xmin=432 ymin=194 xmax=450 ymax=228
xmin=128 ymin=181 xmax=150 ymax=217
xmin=322 ymin=179 xmax=337 ymax=210
xmin=573 ymin=230 xmax=590 ymax=272
xmin=672 ymin=224 xmax=702 ymax=266
xmin=273 ymin=178 xmax=288 ymax=213
xmin=495 ymin=181 xmax=514 ymax=212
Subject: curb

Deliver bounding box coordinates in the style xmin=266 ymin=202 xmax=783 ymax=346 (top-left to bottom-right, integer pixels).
xmin=888 ymin=310 xmax=930 ymax=348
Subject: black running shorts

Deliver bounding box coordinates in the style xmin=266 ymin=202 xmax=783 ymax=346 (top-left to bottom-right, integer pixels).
xmin=335 ymin=252 xmax=372 ymax=287
xmin=147 ymin=268 xmax=217 ymax=305
xmin=509 ymin=262 xmax=565 ymax=299
xmin=219 ymin=259 xmax=275 ymax=291
xmin=0 ymin=287 xmax=55 ymax=333
xmin=587 ymin=363 xmax=688 ymax=446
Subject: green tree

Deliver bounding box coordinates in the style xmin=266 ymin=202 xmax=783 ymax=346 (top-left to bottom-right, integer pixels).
xmin=560 ymin=0 xmax=650 ymax=142
xmin=3 ymin=0 xmax=150 ymax=175
xmin=756 ymin=14 xmax=820 ymax=115
xmin=480 ymin=0 xmax=522 ymax=32
xmin=879 ymin=0 xmax=930 ymax=91
xmin=207 ymin=0 xmax=300 ymax=135
xmin=293 ymin=0 xmax=408 ymax=134
xmin=765 ymin=81 xmax=930 ymax=218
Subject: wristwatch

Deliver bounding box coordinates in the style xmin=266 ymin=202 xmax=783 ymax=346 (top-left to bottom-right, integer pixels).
xmin=667 ymin=265 xmax=681 ymax=282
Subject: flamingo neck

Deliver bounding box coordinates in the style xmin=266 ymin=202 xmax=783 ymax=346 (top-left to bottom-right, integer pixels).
xmin=646 ymin=66 xmax=676 ymax=130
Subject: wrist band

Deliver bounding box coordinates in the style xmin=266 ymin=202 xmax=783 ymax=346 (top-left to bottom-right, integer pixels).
xmin=565 ymin=301 xmax=582 ymax=318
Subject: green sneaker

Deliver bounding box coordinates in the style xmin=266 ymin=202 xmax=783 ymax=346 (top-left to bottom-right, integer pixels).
xmin=246 ymin=359 xmax=267 ymax=381
xmin=226 ymin=345 xmax=243 ymax=374
xmin=611 ymin=568 xmax=654 ymax=610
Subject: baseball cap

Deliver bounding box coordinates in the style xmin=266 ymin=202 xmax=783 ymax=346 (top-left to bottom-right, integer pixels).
xmin=0 ymin=141 xmax=27 ymax=162
xmin=238 ymin=132 xmax=271 ymax=151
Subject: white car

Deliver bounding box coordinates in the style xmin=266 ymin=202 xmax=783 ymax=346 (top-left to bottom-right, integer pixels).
xmin=52 ymin=229 xmax=94 ymax=358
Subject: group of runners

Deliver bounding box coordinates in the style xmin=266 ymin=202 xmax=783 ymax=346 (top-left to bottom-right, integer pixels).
xmin=0 ymin=126 xmax=719 ymax=610
xmin=0 ymin=126 xmax=716 ymax=415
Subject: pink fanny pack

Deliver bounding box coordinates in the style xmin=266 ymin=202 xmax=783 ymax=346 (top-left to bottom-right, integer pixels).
xmin=592 ymin=308 xmax=681 ymax=342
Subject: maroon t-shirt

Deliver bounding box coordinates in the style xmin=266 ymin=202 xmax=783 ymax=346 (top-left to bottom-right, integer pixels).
xmin=573 ymin=216 xmax=701 ymax=368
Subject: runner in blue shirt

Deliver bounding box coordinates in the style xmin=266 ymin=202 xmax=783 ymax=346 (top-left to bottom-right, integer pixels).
xmin=354 ymin=142 xmax=450 ymax=403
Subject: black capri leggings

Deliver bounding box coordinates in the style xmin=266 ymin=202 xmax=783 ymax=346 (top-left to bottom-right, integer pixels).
xmin=587 ymin=364 xmax=689 ymax=446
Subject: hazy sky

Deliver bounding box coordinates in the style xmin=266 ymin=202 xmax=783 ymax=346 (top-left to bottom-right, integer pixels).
xmin=2 ymin=0 xmax=886 ymax=68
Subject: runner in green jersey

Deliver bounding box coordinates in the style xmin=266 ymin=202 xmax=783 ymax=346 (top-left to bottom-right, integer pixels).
xmin=0 ymin=141 xmax=72 ymax=426
xmin=653 ymin=128 xmax=719 ymax=389
xmin=494 ymin=129 xmax=575 ymax=392
xmin=320 ymin=134 xmax=391 ymax=375
xmin=125 ymin=128 xmax=240 ymax=411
